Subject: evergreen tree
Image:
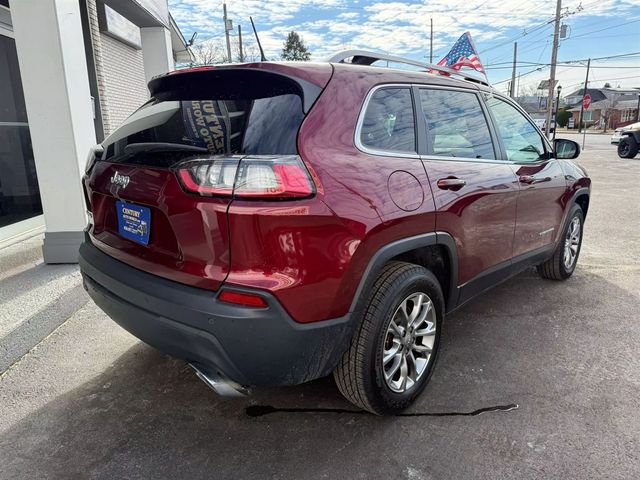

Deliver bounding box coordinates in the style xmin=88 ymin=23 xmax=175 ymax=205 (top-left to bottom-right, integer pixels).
xmin=281 ymin=31 xmax=311 ymax=61
xmin=556 ymin=108 xmax=572 ymax=128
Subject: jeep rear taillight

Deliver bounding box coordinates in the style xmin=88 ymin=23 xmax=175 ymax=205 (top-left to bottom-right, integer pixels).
xmin=176 ymin=156 xmax=314 ymax=199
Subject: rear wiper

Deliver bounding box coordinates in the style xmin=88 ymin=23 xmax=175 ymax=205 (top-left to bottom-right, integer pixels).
xmin=123 ymin=142 xmax=209 ymax=154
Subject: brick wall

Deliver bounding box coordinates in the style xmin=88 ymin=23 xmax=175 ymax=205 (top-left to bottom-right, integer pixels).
xmin=571 ymin=109 xmax=601 ymax=128
xmin=571 ymin=109 xmax=637 ymax=129
xmin=85 ymin=0 xmax=149 ymax=136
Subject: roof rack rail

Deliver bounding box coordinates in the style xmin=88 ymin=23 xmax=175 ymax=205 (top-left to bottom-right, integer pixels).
xmin=327 ymin=50 xmax=490 ymax=87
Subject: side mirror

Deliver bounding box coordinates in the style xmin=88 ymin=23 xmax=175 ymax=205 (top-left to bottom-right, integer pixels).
xmin=554 ymin=138 xmax=580 ymax=159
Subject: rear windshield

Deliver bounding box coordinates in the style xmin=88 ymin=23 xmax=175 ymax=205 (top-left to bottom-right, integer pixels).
xmin=102 ymin=94 xmax=304 ymax=166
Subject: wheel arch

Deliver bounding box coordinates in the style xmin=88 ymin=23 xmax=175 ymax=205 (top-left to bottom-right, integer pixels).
xmin=569 ymin=186 xmax=590 ymax=220
xmin=622 ymin=130 xmax=640 ymax=142
xmin=575 ymin=192 xmax=590 ymax=218
xmin=348 ymin=233 xmax=459 ymax=317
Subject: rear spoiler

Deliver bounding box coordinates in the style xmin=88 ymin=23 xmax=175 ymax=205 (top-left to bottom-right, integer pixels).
xmin=148 ymin=66 xmax=325 ymax=113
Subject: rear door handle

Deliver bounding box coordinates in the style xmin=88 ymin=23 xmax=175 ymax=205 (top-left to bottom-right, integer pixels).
xmin=437 ymin=177 xmax=466 ymax=190
xmin=519 ymin=175 xmax=551 ymax=184
xmin=518 ymin=175 xmax=535 ymax=184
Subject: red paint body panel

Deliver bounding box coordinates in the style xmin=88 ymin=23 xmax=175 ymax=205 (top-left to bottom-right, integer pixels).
xmin=290 ymin=67 xmax=437 ymax=321
xmin=225 ymin=199 xmax=359 ymax=322
xmin=85 ymin=162 xmax=231 ymax=290
xmin=421 ymin=159 xmax=519 ymax=285
xmin=239 ymin=61 xmax=334 ymax=87
xmin=511 ymin=160 xmax=567 ymax=256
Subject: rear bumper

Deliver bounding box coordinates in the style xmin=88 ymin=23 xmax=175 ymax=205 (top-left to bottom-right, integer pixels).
xmin=78 ymin=236 xmax=352 ymax=386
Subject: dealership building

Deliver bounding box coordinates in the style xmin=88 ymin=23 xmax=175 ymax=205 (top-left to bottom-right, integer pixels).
xmin=0 ymin=0 xmax=191 ymax=260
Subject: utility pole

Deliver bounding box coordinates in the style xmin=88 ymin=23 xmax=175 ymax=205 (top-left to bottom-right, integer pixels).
xmin=223 ymin=2 xmax=232 ymax=63
xmin=545 ymin=0 xmax=562 ymax=138
xmin=577 ymin=58 xmax=591 ymax=149
xmin=238 ymin=24 xmax=244 ymax=62
xmin=429 ymin=18 xmax=433 ymax=63
xmin=510 ymin=42 xmax=517 ymax=98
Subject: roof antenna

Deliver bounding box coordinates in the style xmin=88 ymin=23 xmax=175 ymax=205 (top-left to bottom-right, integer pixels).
xmin=250 ymin=16 xmax=266 ymax=61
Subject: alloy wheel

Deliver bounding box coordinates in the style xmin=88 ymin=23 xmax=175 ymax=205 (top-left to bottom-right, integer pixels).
xmin=382 ymin=292 xmax=436 ymax=393
xmin=564 ymin=216 xmax=581 ymax=270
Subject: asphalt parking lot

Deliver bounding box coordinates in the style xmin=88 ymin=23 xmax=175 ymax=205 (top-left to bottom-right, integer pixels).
xmin=1 ymin=133 xmax=639 ymax=479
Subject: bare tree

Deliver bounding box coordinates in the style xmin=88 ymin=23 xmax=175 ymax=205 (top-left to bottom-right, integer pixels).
xmin=519 ymin=84 xmax=539 ymax=98
xmin=232 ymin=39 xmax=261 ymax=63
xmin=189 ymin=40 xmax=226 ymax=66
xmin=599 ymin=93 xmax=618 ymax=133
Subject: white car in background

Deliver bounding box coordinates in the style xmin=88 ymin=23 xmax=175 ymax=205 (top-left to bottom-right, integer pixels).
xmin=611 ymin=122 xmax=640 ymax=144
xmin=533 ymin=118 xmax=556 ymax=132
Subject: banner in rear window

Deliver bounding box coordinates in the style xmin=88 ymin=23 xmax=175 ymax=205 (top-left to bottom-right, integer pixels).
xmin=181 ymin=100 xmax=229 ymax=154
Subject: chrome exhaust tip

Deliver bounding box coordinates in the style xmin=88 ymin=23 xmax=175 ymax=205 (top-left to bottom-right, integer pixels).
xmin=190 ymin=364 xmax=250 ymax=397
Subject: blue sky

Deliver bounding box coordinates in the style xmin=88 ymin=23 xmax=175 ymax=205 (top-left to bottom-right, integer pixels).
xmin=169 ymin=0 xmax=640 ymax=95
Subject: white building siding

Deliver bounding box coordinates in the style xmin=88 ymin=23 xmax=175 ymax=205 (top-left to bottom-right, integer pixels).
xmin=99 ymin=32 xmax=148 ymax=134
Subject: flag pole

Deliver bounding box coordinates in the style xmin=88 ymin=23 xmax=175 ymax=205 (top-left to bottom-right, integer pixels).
xmin=466 ymin=31 xmax=489 ymax=85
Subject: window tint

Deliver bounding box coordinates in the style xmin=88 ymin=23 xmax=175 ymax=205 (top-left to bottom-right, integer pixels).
xmin=419 ymin=89 xmax=495 ymax=159
xmin=487 ymin=97 xmax=547 ymax=162
xmin=360 ymin=87 xmax=416 ymax=153
xmin=103 ymin=94 xmax=303 ymax=167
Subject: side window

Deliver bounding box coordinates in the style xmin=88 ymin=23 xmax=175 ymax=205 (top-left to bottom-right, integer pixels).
xmin=419 ymin=89 xmax=495 ymax=160
xmin=486 ymin=97 xmax=547 ymax=162
xmin=359 ymin=87 xmax=416 ymax=153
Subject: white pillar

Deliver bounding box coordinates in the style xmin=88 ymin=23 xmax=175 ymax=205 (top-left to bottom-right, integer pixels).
xmin=141 ymin=27 xmax=174 ymax=84
xmin=11 ymin=0 xmax=96 ymax=263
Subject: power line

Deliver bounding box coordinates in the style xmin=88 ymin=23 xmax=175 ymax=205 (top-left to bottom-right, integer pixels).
xmin=568 ymin=18 xmax=640 ymax=39
xmin=480 ymin=19 xmax=554 ymax=55
xmin=562 ymin=74 xmax=640 ymax=90
xmin=479 ymin=2 xmax=585 ymax=56
xmin=487 ymin=64 xmax=640 ymax=70
xmin=492 ymin=51 xmax=640 ymax=84
xmin=491 ymin=51 xmax=640 ymax=68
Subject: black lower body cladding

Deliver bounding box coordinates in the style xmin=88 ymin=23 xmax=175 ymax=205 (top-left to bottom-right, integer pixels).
xmin=78 ymin=235 xmax=352 ymax=386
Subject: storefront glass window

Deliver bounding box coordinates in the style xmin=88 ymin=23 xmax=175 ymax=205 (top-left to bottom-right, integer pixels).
xmin=0 ymin=34 xmax=42 ymax=228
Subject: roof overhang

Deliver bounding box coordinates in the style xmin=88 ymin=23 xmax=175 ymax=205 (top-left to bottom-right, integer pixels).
xmin=103 ymin=0 xmax=168 ymax=28
xmin=169 ymin=13 xmax=194 ymax=63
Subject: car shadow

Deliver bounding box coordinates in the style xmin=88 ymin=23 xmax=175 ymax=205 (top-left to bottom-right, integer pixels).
xmin=1 ymin=268 xmax=637 ymax=479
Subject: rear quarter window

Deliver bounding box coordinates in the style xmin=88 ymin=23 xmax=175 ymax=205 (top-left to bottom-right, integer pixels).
xmin=359 ymin=87 xmax=416 ymax=154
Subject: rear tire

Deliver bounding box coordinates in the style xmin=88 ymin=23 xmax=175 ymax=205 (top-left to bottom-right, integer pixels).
xmin=334 ymin=261 xmax=444 ymax=415
xmin=618 ymin=137 xmax=638 ymax=158
xmin=537 ymin=204 xmax=584 ymax=280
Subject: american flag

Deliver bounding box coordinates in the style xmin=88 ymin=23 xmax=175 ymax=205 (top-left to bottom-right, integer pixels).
xmin=437 ymin=32 xmax=485 ymax=73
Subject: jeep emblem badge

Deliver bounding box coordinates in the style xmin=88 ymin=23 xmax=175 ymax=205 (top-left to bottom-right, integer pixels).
xmin=110 ymin=171 xmax=130 ymax=189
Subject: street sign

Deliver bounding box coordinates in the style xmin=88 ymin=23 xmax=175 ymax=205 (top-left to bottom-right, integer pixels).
xmin=538 ymin=79 xmax=558 ymax=90
xmin=583 ymin=94 xmax=592 ymax=110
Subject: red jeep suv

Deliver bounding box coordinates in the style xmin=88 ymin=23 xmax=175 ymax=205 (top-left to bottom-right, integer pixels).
xmin=79 ymin=52 xmax=590 ymax=415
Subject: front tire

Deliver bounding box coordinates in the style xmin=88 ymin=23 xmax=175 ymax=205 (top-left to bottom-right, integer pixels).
xmin=334 ymin=261 xmax=444 ymax=415
xmin=537 ymin=204 xmax=584 ymax=280
xmin=618 ymin=137 xmax=638 ymax=158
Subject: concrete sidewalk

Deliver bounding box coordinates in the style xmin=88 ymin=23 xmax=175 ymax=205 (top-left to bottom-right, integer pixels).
xmin=0 ymin=235 xmax=88 ymax=373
